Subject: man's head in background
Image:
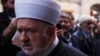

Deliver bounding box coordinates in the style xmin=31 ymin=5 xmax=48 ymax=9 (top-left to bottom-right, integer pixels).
xmin=78 ymin=15 xmax=96 ymax=33
xmin=57 ymin=12 xmax=72 ymax=32
xmin=1 ymin=0 xmax=15 ymax=17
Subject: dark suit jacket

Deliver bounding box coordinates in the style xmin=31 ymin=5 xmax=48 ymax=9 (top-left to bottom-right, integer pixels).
xmin=73 ymin=28 xmax=95 ymax=56
xmin=69 ymin=25 xmax=79 ymax=34
xmin=58 ymin=34 xmax=80 ymax=49
xmin=0 ymin=11 xmax=10 ymax=46
xmin=94 ymin=39 xmax=100 ymax=56
xmin=16 ymin=41 xmax=87 ymax=56
xmin=0 ymin=11 xmax=21 ymax=56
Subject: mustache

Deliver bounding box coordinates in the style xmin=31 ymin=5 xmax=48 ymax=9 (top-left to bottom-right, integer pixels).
xmin=23 ymin=41 xmax=32 ymax=46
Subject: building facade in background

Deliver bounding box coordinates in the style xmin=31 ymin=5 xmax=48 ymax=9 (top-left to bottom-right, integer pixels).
xmin=54 ymin=0 xmax=100 ymax=21
xmin=0 ymin=0 xmax=100 ymax=20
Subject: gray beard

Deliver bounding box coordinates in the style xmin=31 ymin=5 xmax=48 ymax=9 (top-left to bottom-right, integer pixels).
xmin=24 ymin=44 xmax=50 ymax=56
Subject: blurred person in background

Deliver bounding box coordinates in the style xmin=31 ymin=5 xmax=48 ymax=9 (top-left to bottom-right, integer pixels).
xmin=0 ymin=0 xmax=21 ymax=56
xmin=73 ymin=15 xmax=96 ymax=56
xmin=56 ymin=12 xmax=79 ymax=48
xmin=93 ymin=22 xmax=100 ymax=56
xmin=93 ymin=21 xmax=100 ymax=40
xmin=61 ymin=9 xmax=79 ymax=34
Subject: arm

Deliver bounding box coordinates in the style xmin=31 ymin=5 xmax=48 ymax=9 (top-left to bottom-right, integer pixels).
xmin=3 ymin=18 xmax=17 ymax=38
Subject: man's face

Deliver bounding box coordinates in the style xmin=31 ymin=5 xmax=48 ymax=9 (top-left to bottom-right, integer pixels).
xmin=59 ymin=17 xmax=71 ymax=32
xmin=5 ymin=0 xmax=14 ymax=10
xmin=81 ymin=20 xmax=94 ymax=33
xmin=17 ymin=19 xmax=51 ymax=55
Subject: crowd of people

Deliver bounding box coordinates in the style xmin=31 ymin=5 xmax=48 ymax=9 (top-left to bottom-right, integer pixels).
xmin=56 ymin=6 xmax=100 ymax=56
xmin=0 ymin=0 xmax=100 ymax=56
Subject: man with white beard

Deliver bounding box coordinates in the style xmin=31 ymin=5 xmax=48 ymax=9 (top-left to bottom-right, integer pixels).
xmin=15 ymin=0 xmax=87 ymax=56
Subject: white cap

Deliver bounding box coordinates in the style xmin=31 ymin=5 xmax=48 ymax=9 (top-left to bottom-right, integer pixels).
xmin=15 ymin=0 xmax=61 ymax=25
xmin=78 ymin=15 xmax=94 ymax=24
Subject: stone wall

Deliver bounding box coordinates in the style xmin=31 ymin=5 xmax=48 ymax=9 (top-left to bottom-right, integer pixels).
xmin=54 ymin=0 xmax=100 ymax=20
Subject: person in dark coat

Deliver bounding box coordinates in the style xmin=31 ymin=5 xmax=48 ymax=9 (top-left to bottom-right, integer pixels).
xmin=0 ymin=0 xmax=21 ymax=56
xmin=14 ymin=0 xmax=87 ymax=56
xmin=56 ymin=12 xmax=79 ymax=48
xmin=73 ymin=15 xmax=96 ymax=56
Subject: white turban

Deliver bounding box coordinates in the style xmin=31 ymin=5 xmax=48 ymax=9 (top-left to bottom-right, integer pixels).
xmin=78 ymin=15 xmax=94 ymax=24
xmin=15 ymin=0 xmax=61 ymax=25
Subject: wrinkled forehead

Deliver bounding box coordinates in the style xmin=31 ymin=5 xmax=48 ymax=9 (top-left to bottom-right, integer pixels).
xmin=17 ymin=18 xmax=42 ymax=23
xmin=17 ymin=18 xmax=53 ymax=26
xmin=17 ymin=19 xmax=50 ymax=31
xmin=17 ymin=18 xmax=48 ymax=26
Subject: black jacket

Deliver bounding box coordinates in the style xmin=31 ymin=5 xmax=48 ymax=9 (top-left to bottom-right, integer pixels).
xmin=58 ymin=34 xmax=80 ymax=49
xmin=0 ymin=11 xmax=21 ymax=56
xmin=73 ymin=28 xmax=95 ymax=56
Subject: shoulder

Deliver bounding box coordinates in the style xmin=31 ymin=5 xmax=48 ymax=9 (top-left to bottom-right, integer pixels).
xmin=49 ymin=41 xmax=87 ymax=56
xmin=61 ymin=42 xmax=87 ymax=56
xmin=73 ymin=29 xmax=79 ymax=36
xmin=73 ymin=28 xmax=84 ymax=38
